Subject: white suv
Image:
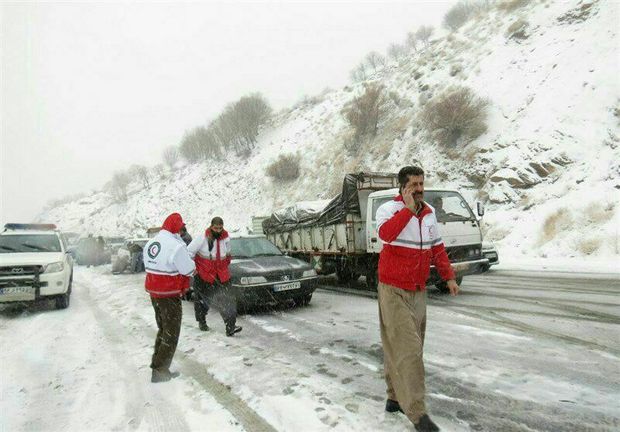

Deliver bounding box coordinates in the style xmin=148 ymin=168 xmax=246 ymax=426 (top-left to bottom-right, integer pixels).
xmin=0 ymin=224 xmax=73 ymax=309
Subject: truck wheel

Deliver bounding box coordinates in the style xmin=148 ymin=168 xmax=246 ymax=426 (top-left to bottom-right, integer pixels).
xmin=366 ymin=268 xmax=378 ymax=291
xmin=336 ymin=268 xmax=359 ymax=285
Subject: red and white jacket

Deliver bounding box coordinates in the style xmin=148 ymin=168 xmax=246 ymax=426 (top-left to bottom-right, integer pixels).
xmin=188 ymin=229 xmax=232 ymax=283
xmin=376 ymin=195 xmax=455 ymax=291
xmin=143 ymin=213 xmax=196 ymax=298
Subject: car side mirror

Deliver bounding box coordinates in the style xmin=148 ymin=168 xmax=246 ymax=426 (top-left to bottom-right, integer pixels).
xmin=476 ymin=202 xmax=485 ymax=217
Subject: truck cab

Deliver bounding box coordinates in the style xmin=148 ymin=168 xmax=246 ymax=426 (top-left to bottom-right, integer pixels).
xmin=367 ymin=188 xmax=488 ymax=291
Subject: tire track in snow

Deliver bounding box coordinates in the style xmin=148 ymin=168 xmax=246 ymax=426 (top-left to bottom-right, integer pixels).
xmin=79 ymin=276 xmax=191 ymax=432
xmin=79 ymin=273 xmax=275 ymax=432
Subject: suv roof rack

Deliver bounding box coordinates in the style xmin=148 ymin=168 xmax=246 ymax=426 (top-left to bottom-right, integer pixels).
xmin=3 ymin=223 xmax=58 ymax=231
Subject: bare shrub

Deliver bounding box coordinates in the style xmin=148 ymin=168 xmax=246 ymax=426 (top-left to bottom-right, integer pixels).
xmin=388 ymin=91 xmax=401 ymax=106
xmin=585 ymin=202 xmax=615 ymax=224
xmin=450 ymin=63 xmax=463 ymax=76
xmin=540 ymin=208 xmax=572 ymax=243
xmin=162 ymin=146 xmax=179 ymax=169
xmin=180 ymin=126 xmax=221 ymax=162
xmin=343 ymin=83 xmax=387 ymax=143
xmin=497 ymin=0 xmax=531 ymax=13
xmin=443 ymin=1 xmax=477 ymax=31
xmin=506 ymin=18 xmax=530 ymax=40
xmin=266 ymin=154 xmax=301 ymax=181
xmin=420 ymin=86 xmax=488 ymax=147
xmin=577 ymin=238 xmax=602 ymax=255
xmin=350 ymin=62 xmax=368 ymax=82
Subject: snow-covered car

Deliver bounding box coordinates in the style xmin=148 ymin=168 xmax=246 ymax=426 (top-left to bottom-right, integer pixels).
xmin=105 ymin=236 xmax=126 ymax=255
xmin=482 ymin=241 xmax=499 ymax=271
xmin=0 ymin=223 xmax=73 ymax=309
xmin=111 ymin=238 xmax=148 ymax=274
xmin=230 ymin=235 xmax=318 ymax=309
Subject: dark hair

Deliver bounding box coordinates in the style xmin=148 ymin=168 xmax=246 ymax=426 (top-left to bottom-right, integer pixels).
xmin=398 ymin=166 xmax=425 ymax=191
xmin=211 ymin=216 xmax=224 ymax=226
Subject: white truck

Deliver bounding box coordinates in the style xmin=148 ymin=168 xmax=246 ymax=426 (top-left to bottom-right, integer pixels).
xmin=0 ymin=223 xmax=74 ymax=308
xmin=260 ymin=172 xmax=489 ymax=292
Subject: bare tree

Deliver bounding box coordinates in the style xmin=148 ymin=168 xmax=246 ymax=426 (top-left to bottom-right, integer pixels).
xmin=405 ymin=31 xmax=418 ymax=53
xmin=162 ymin=146 xmax=179 ymax=169
xmin=365 ymin=51 xmax=386 ymax=73
xmin=350 ymin=62 xmax=368 ymax=82
xmin=109 ymin=170 xmax=131 ymax=202
xmin=387 ymin=43 xmax=406 ymax=62
xmin=415 ymin=26 xmax=434 ymax=47
xmin=343 ymin=83 xmax=387 ymax=142
xmin=126 ymin=164 xmax=150 ymax=188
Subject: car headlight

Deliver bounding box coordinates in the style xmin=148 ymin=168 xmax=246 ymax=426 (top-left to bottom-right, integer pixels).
xmin=43 ymin=261 xmax=65 ymax=273
xmin=302 ymin=269 xmax=317 ymax=277
xmin=240 ymin=276 xmax=267 ymax=285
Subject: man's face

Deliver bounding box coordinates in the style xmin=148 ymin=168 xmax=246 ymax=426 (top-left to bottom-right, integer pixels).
xmin=405 ymin=175 xmax=425 ymax=204
xmin=211 ymin=224 xmax=224 ymax=234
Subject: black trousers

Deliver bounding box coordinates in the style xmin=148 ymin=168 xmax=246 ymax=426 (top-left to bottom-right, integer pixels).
xmin=150 ymin=296 xmax=182 ymax=371
xmin=193 ymin=275 xmax=237 ymax=330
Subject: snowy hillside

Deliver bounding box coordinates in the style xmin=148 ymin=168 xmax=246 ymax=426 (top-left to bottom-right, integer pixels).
xmin=39 ymin=0 xmax=620 ymax=262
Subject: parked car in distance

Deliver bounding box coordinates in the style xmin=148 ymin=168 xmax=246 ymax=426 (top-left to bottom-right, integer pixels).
xmin=75 ymin=236 xmax=109 ymax=266
xmin=105 ymin=236 xmax=126 ymax=255
xmin=481 ymin=241 xmax=499 ymax=271
xmin=0 ymin=223 xmax=73 ymax=309
xmin=111 ymin=238 xmax=148 ymax=274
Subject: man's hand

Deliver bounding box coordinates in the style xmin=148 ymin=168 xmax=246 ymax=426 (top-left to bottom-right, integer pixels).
xmin=402 ymin=185 xmax=416 ymax=211
xmin=447 ymin=279 xmax=459 ymax=296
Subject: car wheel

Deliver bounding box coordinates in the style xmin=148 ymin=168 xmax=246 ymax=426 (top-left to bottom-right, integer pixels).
xmin=300 ymin=293 xmax=312 ymax=306
xmin=55 ymin=292 xmax=70 ymax=309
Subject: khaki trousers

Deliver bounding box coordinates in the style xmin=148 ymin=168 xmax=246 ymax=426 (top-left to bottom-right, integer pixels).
xmin=378 ymin=282 xmax=427 ymax=423
xmin=150 ymin=297 xmax=182 ymax=371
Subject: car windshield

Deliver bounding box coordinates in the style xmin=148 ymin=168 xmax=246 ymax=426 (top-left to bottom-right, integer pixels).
xmin=0 ymin=234 xmax=62 ymax=253
xmin=230 ymin=237 xmax=282 ymax=258
xmin=424 ymin=191 xmax=476 ymax=223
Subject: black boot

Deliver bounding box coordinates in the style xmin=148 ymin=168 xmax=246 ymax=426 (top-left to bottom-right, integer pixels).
xmin=151 ymin=369 xmax=180 ymax=383
xmin=385 ymin=399 xmax=403 ymax=413
xmin=226 ymin=325 xmax=242 ymax=337
xmin=198 ymin=321 xmax=209 ymax=331
xmin=414 ymin=414 xmax=440 ymax=432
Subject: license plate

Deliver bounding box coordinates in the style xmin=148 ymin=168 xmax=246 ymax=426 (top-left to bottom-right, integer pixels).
xmin=273 ymin=281 xmax=301 ymax=292
xmin=0 ymin=286 xmax=35 ymax=301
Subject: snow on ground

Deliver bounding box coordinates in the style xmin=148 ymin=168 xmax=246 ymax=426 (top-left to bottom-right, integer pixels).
xmin=2 ymin=266 xmax=619 ymax=431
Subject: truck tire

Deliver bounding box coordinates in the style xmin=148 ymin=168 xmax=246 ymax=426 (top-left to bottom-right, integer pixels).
xmin=435 ymin=276 xmax=463 ymax=294
xmin=366 ymin=267 xmax=378 ymax=291
xmin=336 ymin=268 xmax=359 ymax=285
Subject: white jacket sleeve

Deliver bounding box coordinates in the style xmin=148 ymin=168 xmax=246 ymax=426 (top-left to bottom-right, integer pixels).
xmin=225 ymin=237 xmax=232 ymax=256
xmin=172 ymin=244 xmax=196 ymax=276
xmin=187 ymin=235 xmax=204 ymax=258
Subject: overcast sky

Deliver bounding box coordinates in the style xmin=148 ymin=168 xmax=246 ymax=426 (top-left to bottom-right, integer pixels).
xmin=1 ymin=1 xmax=455 ymax=224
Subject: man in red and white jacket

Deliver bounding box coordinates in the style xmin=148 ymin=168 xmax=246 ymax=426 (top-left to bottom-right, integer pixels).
xmin=188 ymin=216 xmax=242 ymax=337
xmin=376 ymin=166 xmax=459 ymax=432
xmin=143 ymin=213 xmax=195 ymax=383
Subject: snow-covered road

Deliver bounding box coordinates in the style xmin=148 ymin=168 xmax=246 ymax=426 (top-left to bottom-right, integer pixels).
xmin=1 ymin=268 xmax=619 ymax=432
